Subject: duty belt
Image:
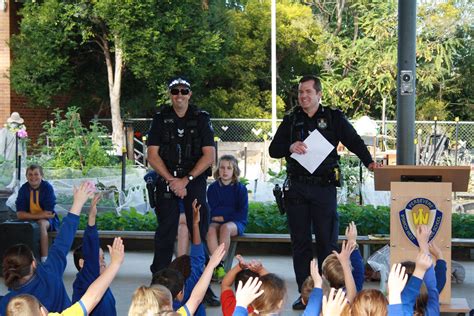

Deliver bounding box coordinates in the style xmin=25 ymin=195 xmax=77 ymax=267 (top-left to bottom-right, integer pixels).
xmin=289 ymin=175 xmax=331 ymax=185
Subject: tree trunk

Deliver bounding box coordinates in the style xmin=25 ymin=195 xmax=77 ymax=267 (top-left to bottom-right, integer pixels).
xmin=102 ymin=34 xmax=124 ymax=155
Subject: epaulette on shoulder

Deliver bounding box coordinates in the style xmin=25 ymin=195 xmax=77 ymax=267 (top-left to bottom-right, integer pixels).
xmin=286 ymin=106 xmax=302 ymax=117
xmin=190 ymin=104 xmax=209 ymax=117
xmin=156 ymin=104 xmax=171 ymax=115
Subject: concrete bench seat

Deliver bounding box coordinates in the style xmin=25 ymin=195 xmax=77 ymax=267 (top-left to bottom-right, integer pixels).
xmin=49 ymin=230 xmax=474 ymax=273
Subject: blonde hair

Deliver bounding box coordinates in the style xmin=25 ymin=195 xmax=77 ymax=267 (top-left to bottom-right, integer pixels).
xmin=213 ymin=155 xmax=240 ymax=183
xmin=251 ymin=274 xmax=286 ymax=315
xmin=128 ymin=285 xmax=173 ymax=316
xmin=349 ymin=289 xmax=388 ymax=316
xmin=6 ymin=294 xmax=42 ymax=316
xmin=322 ymin=253 xmax=345 ymax=289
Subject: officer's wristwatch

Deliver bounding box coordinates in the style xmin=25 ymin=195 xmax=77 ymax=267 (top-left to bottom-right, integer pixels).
xmin=187 ymin=174 xmax=194 ymax=182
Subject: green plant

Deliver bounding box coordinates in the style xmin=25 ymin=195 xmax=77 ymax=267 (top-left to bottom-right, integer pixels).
xmin=246 ymin=202 xmax=288 ymax=233
xmin=38 ymin=107 xmax=116 ymax=174
xmin=69 ymin=202 xmax=473 ymax=239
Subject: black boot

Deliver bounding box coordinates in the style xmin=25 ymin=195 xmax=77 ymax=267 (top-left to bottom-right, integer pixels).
xmin=292 ymin=296 xmax=305 ymax=310
xmin=203 ymin=287 xmax=220 ymax=307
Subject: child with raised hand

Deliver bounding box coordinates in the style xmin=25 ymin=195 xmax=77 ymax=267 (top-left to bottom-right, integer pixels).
xmin=232 ymin=277 xmax=264 ymax=316
xmin=301 ymin=259 xmax=323 ymax=316
xmin=401 ymin=225 xmax=440 ymax=316
xmin=177 ymin=243 xmax=226 ymax=315
xmin=6 ymin=237 xmax=125 ymax=316
xmin=387 ymin=263 xmax=408 ymax=315
xmin=152 ymin=199 xmax=207 ymax=316
xmin=0 ymin=181 xmax=95 ymax=315
xmin=15 ymin=164 xmax=60 ymax=262
xmin=221 ymin=255 xmax=268 ymax=316
xmin=322 ymin=240 xmax=357 ymax=303
xmin=207 ymin=155 xmax=249 ymax=281
xmin=429 ymin=241 xmax=447 ymax=293
xmin=344 ymin=221 xmax=365 ymax=292
xmin=322 ymin=288 xmax=347 ymax=316
xmin=72 ymin=193 xmax=117 ymax=315
xmin=400 ymin=250 xmax=434 ymax=315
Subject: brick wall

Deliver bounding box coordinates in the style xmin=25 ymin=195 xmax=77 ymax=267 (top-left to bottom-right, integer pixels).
xmin=0 ymin=1 xmax=11 ymax=125
xmin=1 ymin=2 xmax=69 ymax=146
xmin=10 ymin=92 xmax=70 ymax=144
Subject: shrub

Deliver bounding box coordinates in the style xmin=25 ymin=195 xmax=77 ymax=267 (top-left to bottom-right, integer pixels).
xmin=73 ymin=202 xmax=474 ymax=239
xmin=37 ymin=107 xmax=117 ymax=173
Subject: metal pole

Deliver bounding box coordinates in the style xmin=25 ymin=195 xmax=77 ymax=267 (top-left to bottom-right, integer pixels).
xmin=15 ymin=134 xmax=20 ymax=183
xmin=396 ymin=0 xmax=417 ymax=165
xmin=271 ymin=0 xmax=277 ymax=136
xmin=142 ymin=135 xmax=148 ymax=168
xmin=244 ymin=143 xmax=248 ymax=178
xmin=454 ymin=117 xmax=459 ymax=166
xmin=121 ymin=146 xmax=126 ymax=192
xmin=214 ymin=137 xmax=219 ymax=166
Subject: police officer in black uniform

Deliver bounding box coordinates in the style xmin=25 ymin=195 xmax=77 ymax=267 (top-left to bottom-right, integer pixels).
xmin=147 ymin=77 xmax=215 ymax=274
xmin=269 ymin=75 xmax=377 ymax=310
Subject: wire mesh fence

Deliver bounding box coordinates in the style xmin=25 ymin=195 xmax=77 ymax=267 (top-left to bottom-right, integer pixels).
xmin=98 ymin=118 xmax=474 ymax=149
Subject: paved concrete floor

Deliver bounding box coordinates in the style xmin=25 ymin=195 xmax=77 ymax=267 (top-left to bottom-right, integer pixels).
xmin=2 ymin=250 xmax=473 ymax=315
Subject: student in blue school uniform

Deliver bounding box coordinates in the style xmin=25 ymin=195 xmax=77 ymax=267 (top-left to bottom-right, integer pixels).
xmin=72 ymin=193 xmax=117 ymax=315
xmin=5 ymin=237 xmax=125 ymax=316
xmin=15 ymin=164 xmax=60 ymax=262
xmin=206 ymin=155 xmax=248 ymax=281
xmin=0 ymin=181 xmax=96 ymax=315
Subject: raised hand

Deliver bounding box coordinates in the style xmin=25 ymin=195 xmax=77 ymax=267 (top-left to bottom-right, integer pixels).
xmin=208 ymin=243 xmax=226 ymax=269
xmin=235 ymin=277 xmax=264 ymax=308
xmin=310 ymin=259 xmax=322 ymax=288
xmin=416 ymin=225 xmax=431 ymax=254
xmin=107 ymin=237 xmax=125 ymax=267
xmin=236 ymin=254 xmax=248 ymax=270
xmin=71 ymin=181 xmax=96 ymax=215
xmin=388 ymin=263 xmax=408 ymax=304
xmin=88 ymin=193 xmax=102 ymax=225
xmin=192 ymin=199 xmax=201 ymax=226
xmin=413 ymin=251 xmax=433 ymax=279
xmin=429 ymin=241 xmax=444 ymax=260
xmin=345 ymin=221 xmax=358 ymax=247
xmin=322 ymin=288 xmax=347 ymax=316
xmin=333 ymin=240 xmax=355 ymax=267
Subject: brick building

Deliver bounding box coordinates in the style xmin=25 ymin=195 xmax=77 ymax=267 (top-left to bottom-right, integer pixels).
xmin=0 ymin=1 xmax=66 ymax=144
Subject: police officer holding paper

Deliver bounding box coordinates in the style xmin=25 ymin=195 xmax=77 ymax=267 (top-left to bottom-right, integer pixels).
xmin=269 ymin=75 xmax=377 ymax=310
xmin=147 ymin=77 xmax=215 ymax=274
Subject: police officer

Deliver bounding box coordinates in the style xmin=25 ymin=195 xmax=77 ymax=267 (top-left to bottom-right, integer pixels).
xmin=269 ymin=75 xmax=377 ymax=310
xmin=147 ymin=77 xmax=215 ymax=274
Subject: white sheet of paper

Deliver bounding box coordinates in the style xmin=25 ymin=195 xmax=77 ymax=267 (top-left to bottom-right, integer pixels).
xmin=290 ymin=129 xmax=335 ymax=174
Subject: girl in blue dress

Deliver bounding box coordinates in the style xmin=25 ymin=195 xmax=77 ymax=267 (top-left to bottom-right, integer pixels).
xmin=206 ymin=155 xmax=248 ymax=280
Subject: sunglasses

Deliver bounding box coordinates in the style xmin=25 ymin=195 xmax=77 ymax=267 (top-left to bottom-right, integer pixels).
xmin=170 ymin=88 xmax=190 ymax=95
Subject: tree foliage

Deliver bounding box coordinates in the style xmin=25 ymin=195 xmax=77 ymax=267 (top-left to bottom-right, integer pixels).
xmin=9 ymin=0 xmax=474 ymax=129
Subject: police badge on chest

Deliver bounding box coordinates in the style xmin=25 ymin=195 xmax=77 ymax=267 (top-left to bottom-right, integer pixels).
xmin=317 ymin=118 xmax=328 ymax=130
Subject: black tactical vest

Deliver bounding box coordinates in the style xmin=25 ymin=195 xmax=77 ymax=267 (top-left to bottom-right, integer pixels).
xmin=287 ymin=106 xmax=340 ymax=176
xmin=157 ymin=105 xmax=206 ymax=175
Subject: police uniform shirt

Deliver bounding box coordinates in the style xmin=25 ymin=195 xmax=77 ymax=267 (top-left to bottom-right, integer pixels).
xmin=269 ymin=105 xmax=373 ymax=176
xmin=147 ymin=105 xmax=215 ymax=160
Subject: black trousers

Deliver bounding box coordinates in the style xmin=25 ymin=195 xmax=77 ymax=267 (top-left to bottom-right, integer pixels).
xmin=150 ymin=176 xmax=209 ymax=274
xmin=284 ymin=180 xmax=339 ymax=291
